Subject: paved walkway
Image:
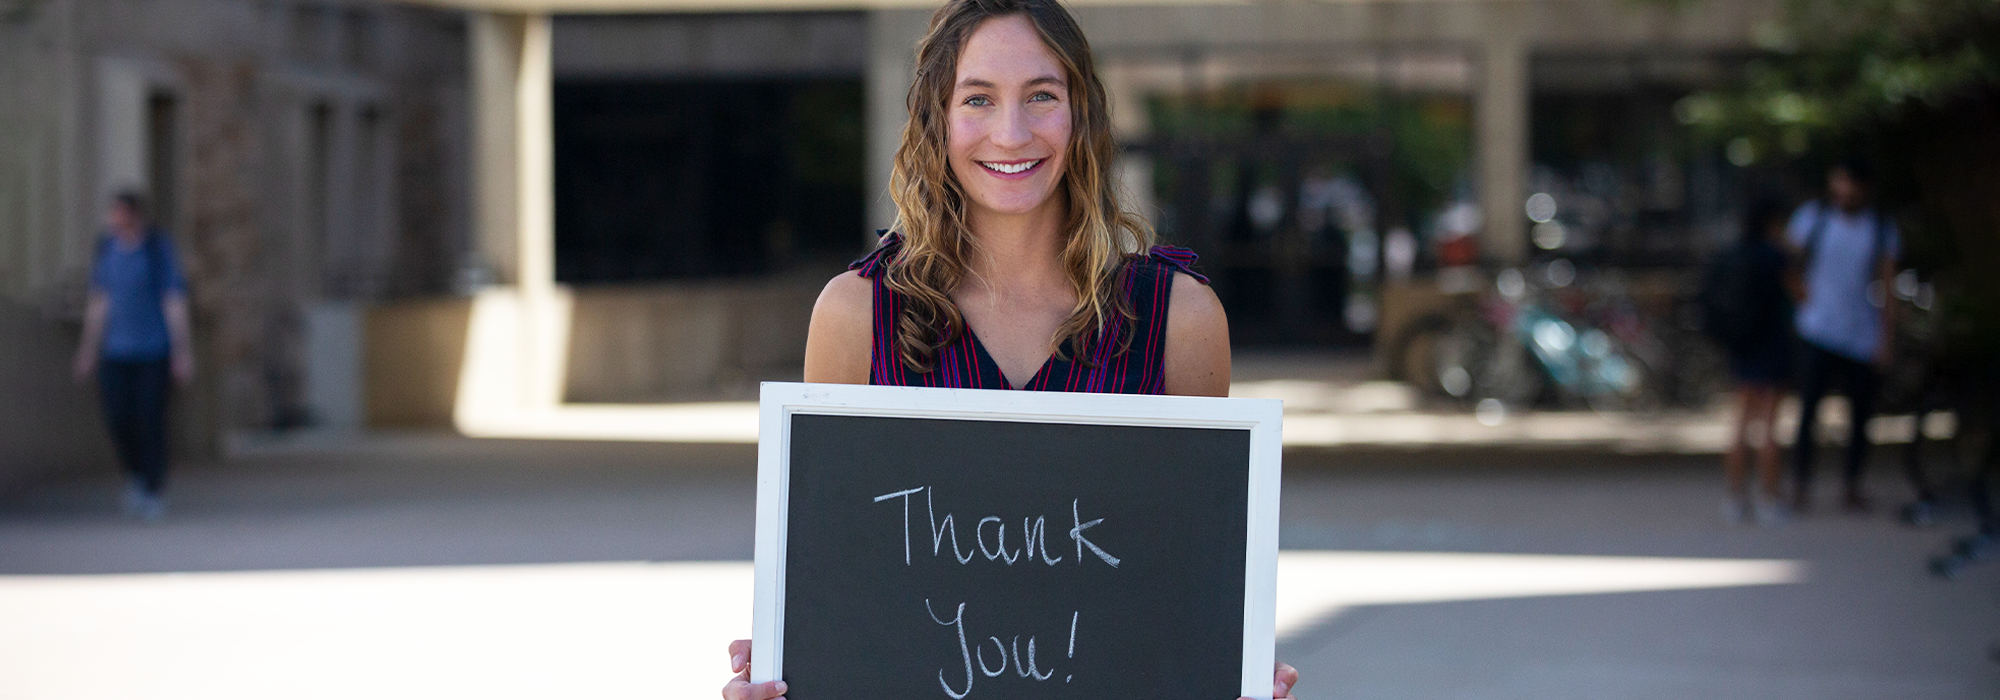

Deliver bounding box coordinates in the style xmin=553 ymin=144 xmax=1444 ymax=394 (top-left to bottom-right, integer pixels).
xmin=0 ymin=434 xmax=1993 ymax=699
xmin=412 ymin=350 xmax=1944 ymax=454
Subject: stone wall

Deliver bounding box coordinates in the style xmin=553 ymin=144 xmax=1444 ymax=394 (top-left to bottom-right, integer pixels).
xmin=360 ymin=275 xmax=822 ymax=428
xmin=363 ymin=296 xmax=472 ymax=428
xmin=562 ymin=274 xmax=822 ymax=403
xmin=0 ymin=301 xmax=113 ymax=492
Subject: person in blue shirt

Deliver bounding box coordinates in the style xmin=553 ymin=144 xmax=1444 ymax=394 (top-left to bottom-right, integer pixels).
xmin=71 ymin=192 xmax=194 ymax=521
xmin=1786 ymin=160 xmax=1899 ymax=513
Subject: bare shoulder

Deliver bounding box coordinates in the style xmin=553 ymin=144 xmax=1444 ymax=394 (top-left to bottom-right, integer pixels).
xmin=1167 ymin=272 xmax=1225 ymax=328
xmin=805 ymin=270 xmax=873 ymax=384
xmin=1163 ymin=271 xmax=1230 ymax=397
xmin=815 ymin=270 xmax=872 ymax=320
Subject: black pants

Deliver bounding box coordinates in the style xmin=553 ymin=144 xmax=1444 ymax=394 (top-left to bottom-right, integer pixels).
xmin=1792 ymin=343 xmax=1880 ymax=494
xmin=99 ymin=358 xmax=171 ymax=495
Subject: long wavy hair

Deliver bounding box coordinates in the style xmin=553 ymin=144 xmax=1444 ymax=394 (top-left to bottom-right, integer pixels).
xmin=882 ymin=0 xmax=1154 ymax=373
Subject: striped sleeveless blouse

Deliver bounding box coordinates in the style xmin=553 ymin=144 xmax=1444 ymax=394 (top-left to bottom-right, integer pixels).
xmin=849 ymin=231 xmax=1208 ymax=394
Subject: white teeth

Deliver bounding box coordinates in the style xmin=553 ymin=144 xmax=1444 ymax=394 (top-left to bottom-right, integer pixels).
xmin=980 ymin=159 xmax=1041 ymax=174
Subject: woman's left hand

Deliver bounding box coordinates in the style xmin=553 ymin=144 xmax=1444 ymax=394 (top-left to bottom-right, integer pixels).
xmin=1237 ymin=661 xmax=1298 ymax=700
xmin=720 ymin=639 xmax=786 ymax=700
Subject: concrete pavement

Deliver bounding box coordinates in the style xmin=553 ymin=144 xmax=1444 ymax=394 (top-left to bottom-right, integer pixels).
xmin=0 ymin=433 xmax=1994 ymax=699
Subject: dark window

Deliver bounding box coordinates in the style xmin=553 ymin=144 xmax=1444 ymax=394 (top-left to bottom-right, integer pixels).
xmin=552 ymin=78 xmax=865 ymax=284
xmin=307 ymin=101 xmax=334 ymax=295
xmin=146 ymin=91 xmax=178 ymax=229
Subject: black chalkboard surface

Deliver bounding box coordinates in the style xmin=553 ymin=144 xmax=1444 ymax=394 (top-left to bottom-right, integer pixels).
xmin=753 ymin=383 xmax=1282 ymax=700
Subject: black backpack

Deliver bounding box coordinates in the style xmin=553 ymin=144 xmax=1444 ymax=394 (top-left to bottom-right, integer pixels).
xmin=1696 ymin=244 xmax=1771 ymax=351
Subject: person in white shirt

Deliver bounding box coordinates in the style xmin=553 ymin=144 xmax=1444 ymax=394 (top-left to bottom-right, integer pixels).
xmin=1786 ymin=160 xmax=1899 ymax=513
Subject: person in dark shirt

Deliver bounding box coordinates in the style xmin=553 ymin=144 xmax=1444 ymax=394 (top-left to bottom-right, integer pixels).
xmin=71 ymin=191 xmax=193 ymax=521
xmin=1715 ymin=197 xmax=1798 ymax=525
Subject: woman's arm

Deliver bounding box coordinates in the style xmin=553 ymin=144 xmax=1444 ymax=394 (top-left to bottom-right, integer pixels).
xmin=803 ymin=271 xmax=873 ymax=384
xmin=1162 ymin=272 xmax=1230 ymax=397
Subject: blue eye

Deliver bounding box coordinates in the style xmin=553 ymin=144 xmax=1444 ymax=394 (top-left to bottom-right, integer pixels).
xmin=1029 ymin=92 xmax=1057 ymax=102
xmin=964 ymin=95 xmax=992 ymax=107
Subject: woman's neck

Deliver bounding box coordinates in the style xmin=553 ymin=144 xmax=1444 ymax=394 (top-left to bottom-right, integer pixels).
xmin=964 ymin=202 xmax=1067 ymax=295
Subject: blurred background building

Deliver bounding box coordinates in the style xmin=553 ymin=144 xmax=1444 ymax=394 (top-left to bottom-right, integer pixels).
xmin=0 ymin=0 xmax=1786 ymax=487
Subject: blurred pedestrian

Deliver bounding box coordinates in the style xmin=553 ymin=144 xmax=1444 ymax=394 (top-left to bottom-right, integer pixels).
xmin=71 ymin=191 xmax=194 ymax=521
xmin=1701 ymin=197 xmax=1797 ymax=524
xmin=1787 ymin=160 xmax=1899 ymax=513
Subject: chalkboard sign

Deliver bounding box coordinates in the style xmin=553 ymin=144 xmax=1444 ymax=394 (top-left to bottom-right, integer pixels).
xmin=753 ymin=383 xmax=1282 ymax=700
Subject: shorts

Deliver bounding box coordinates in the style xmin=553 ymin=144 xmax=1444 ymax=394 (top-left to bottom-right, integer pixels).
xmin=1728 ymin=337 xmax=1793 ymax=387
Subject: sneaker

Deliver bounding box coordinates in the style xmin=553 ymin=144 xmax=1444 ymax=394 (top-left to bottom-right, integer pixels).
xmin=134 ymin=492 xmax=166 ymax=522
xmin=120 ymin=479 xmax=147 ymax=518
xmin=1753 ymin=498 xmax=1790 ymax=526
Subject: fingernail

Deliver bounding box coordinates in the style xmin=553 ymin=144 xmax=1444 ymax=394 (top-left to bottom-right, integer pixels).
xmin=774 ymin=682 xmax=787 ymax=693
xmin=731 ymin=654 xmax=743 ymax=670
xmin=1277 ymin=682 xmax=1290 ymax=696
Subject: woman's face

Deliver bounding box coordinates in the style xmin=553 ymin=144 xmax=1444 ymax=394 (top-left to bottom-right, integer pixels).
xmin=947 ymin=14 xmax=1072 ymax=222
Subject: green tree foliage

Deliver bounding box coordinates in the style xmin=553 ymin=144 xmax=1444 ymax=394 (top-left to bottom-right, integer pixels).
xmin=1669 ymin=0 xmax=2000 ymax=355
xmin=1671 ymin=0 xmax=1997 ymax=161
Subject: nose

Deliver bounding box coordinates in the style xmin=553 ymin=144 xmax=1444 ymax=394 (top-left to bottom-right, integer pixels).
xmin=992 ymin=101 xmax=1033 ymax=150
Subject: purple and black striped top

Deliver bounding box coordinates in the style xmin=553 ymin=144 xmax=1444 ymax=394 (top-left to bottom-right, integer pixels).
xmin=850 ymin=231 xmax=1209 ymax=394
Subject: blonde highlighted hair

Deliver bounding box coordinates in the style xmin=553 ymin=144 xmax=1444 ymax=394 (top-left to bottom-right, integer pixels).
xmin=882 ymin=0 xmax=1153 ymax=373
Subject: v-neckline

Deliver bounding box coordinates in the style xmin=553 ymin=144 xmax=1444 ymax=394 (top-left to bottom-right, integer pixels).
xmin=963 ymin=323 xmax=1060 ymax=390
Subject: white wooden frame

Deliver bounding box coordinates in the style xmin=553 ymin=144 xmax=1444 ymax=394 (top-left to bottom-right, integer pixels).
xmin=752 ymin=382 xmax=1284 ymax=699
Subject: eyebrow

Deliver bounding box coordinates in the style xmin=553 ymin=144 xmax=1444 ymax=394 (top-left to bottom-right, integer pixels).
xmin=956 ymin=75 xmax=1067 ymax=90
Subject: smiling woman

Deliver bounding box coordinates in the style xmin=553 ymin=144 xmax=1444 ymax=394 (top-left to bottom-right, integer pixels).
xmin=724 ymin=0 xmax=1290 ymax=697
xmin=803 ymin=0 xmax=1230 ymax=398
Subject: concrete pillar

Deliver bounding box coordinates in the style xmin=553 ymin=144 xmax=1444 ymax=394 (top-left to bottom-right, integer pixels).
xmin=469 ymin=12 xmax=555 ymax=291
xmin=469 ymin=14 xmax=517 ymax=285
xmin=864 ymin=9 xmax=929 ymax=244
xmin=1476 ymin=36 xmax=1529 ymax=267
xmin=465 ymin=11 xmax=566 ymax=412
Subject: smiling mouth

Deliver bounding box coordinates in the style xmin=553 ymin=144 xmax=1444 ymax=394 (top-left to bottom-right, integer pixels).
xmin=978 ymin=159 xmax=1044 ymax=175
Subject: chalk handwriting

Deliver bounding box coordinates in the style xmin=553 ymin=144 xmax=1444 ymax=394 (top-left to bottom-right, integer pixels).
xmin=925 ymin=600 xmax=973 ymax=699
xmin=1070 ymin=499 xmax=1120 ymax=567
xmin=1023 ymin=515 xmax=1062 ymax=565
xmin=873 ymin=487 xmax=925 ymax=565
xmin=1067 ymin=611 xmax=1078 ymax=682
xmin=976 ymin=517 xmax=1019 ymax=564
xmin=875 ymin=489 xmax=1118 ymax=697
xmin=872 ymin=487 xmax=1118 ymax=568
xmin=926 ymin=599 xmax=1072 ymax=698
